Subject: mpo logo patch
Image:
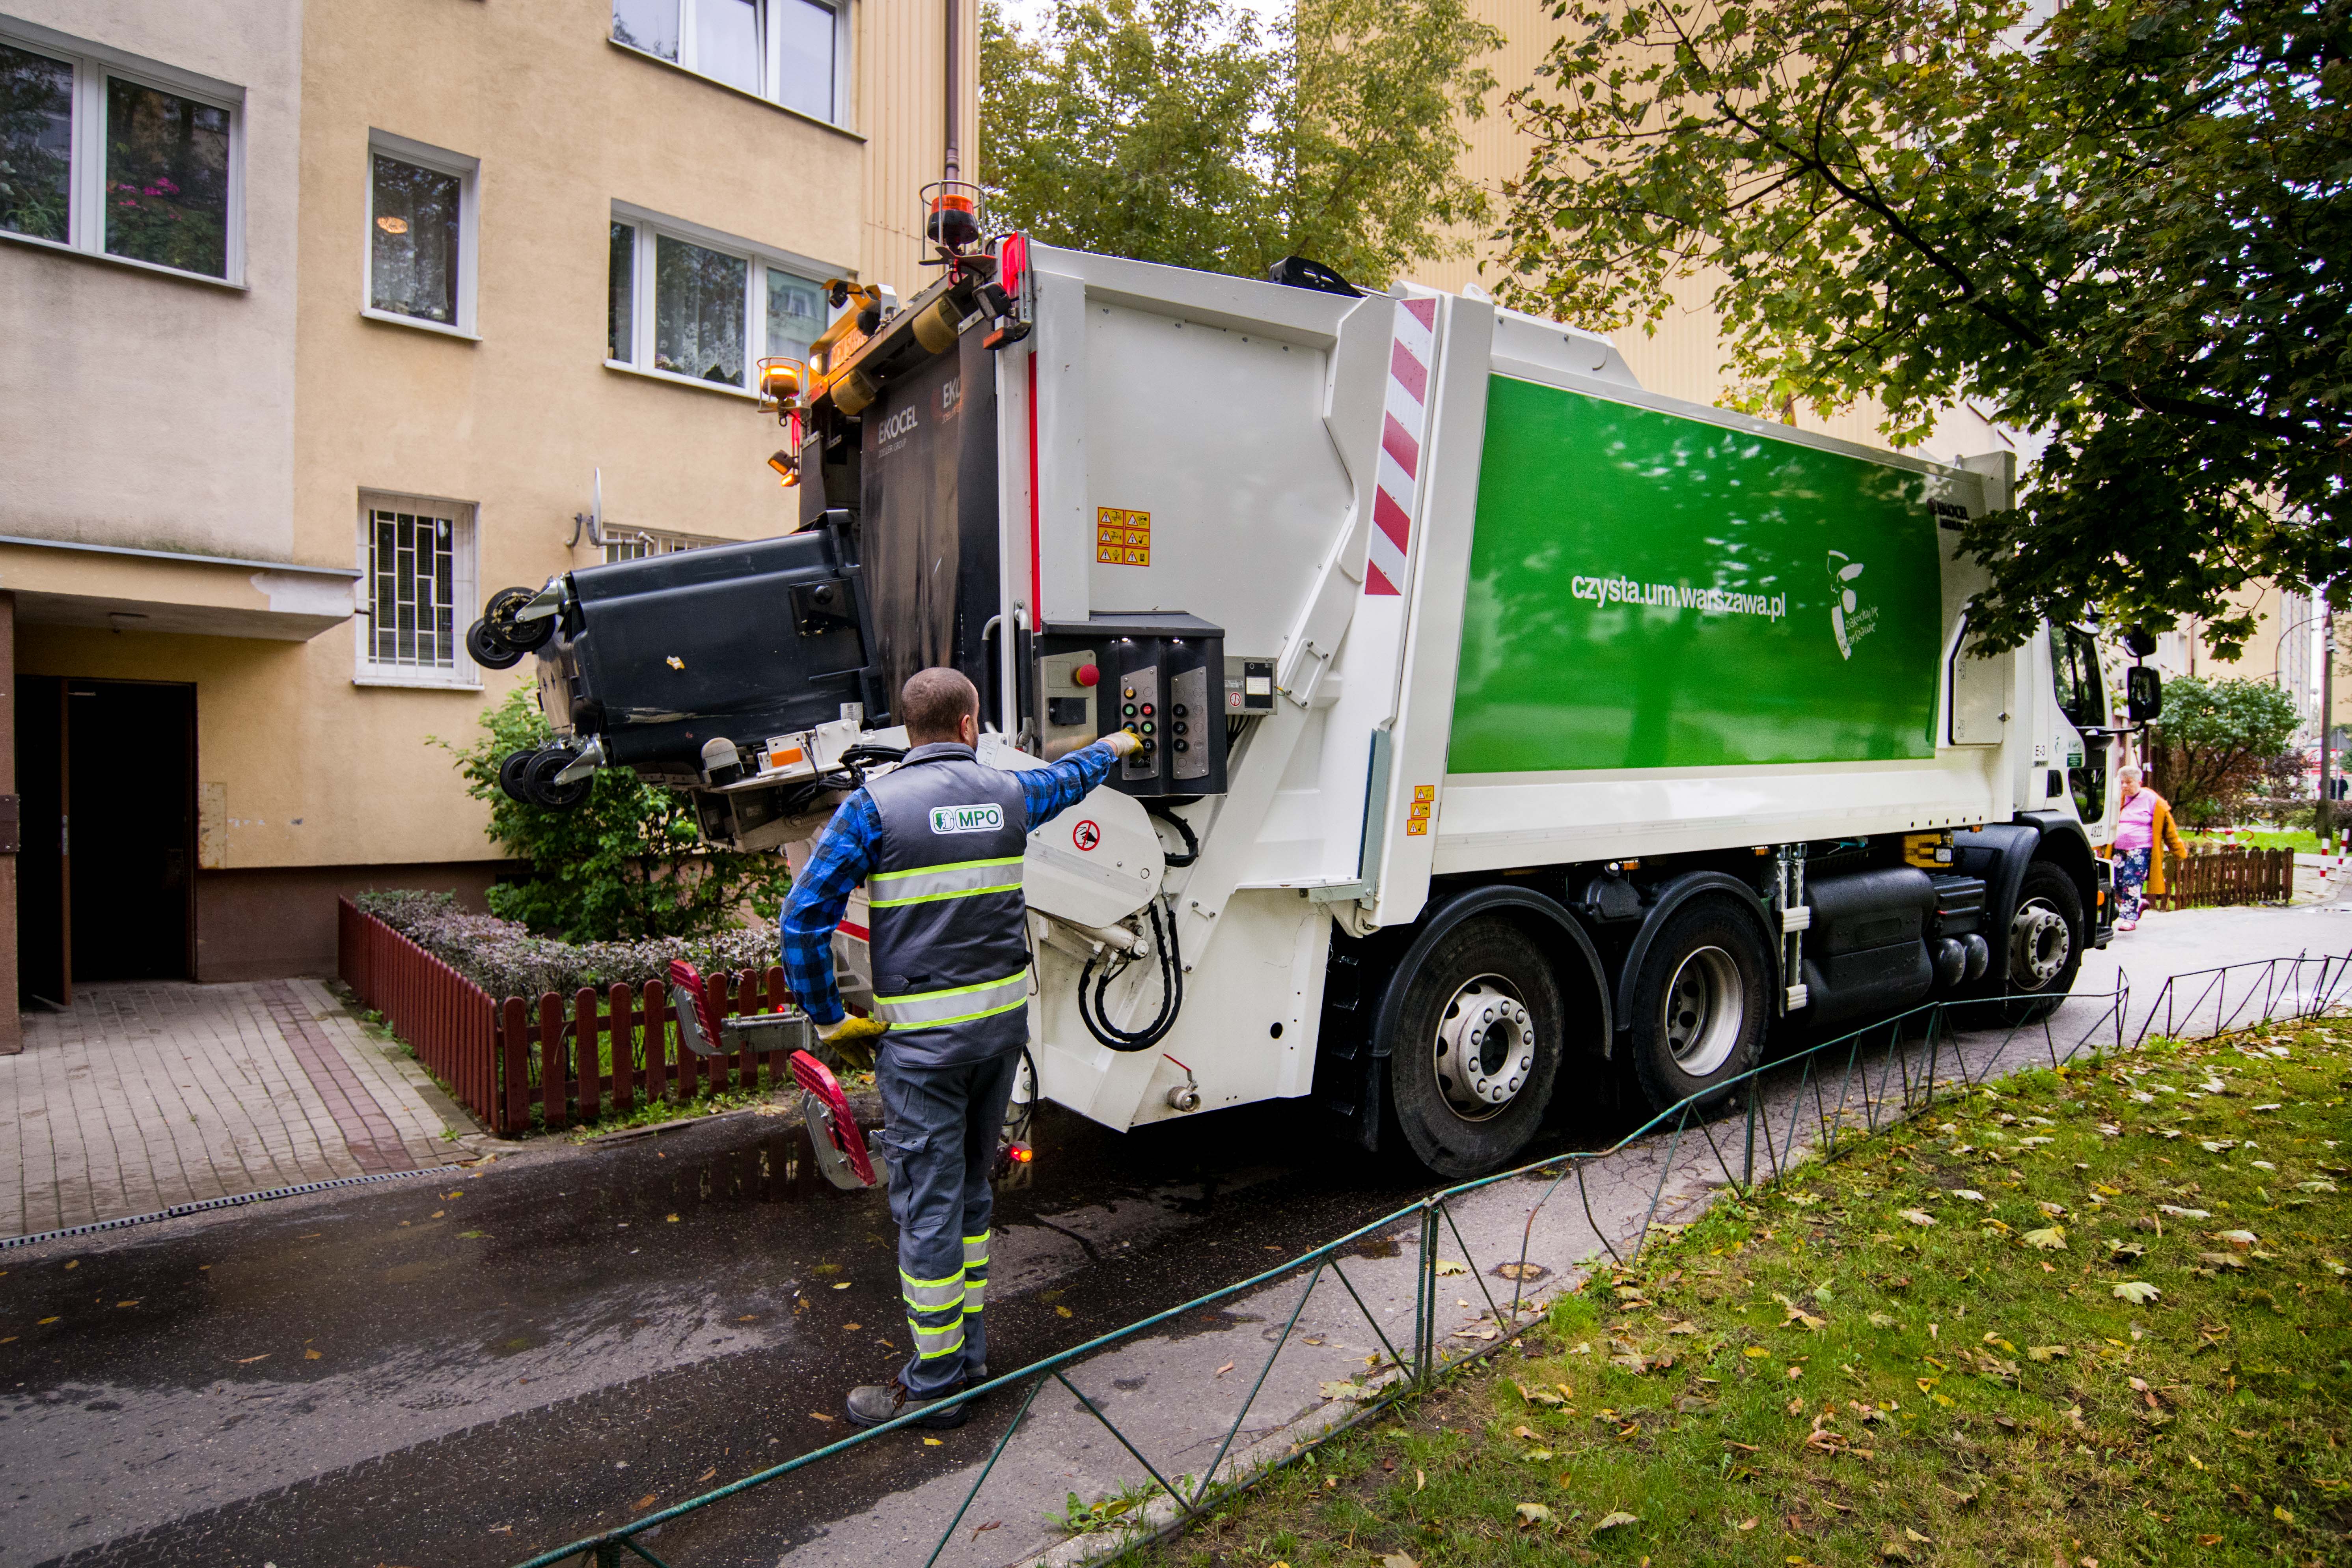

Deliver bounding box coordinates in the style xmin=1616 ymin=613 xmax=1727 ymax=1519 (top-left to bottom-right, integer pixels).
xmin=1827 ymin=550 xmax=1877 ymax=660
xmin=929 ymin=803 xmax=1004 ymax=834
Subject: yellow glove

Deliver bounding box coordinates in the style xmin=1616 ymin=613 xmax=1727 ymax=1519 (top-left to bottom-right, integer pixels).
xmin=1100 ymin=728 xmax=1145 ymax=759
xmin=818 ymin=1012 xmax=886 ymax=1070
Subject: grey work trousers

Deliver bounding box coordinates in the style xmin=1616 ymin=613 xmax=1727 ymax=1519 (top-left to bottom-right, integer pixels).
xmin=873 ymin=1047 xmax=1020 ymax=1397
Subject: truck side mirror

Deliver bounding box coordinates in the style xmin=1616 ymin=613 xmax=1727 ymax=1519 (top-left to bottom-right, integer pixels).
xmin=2127 ymin=666 xmax=2162 ymax=724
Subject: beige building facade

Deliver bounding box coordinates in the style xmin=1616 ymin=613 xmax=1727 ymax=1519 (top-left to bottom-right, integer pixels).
xmin=2 ymin=0 xmax=977 ymax=1020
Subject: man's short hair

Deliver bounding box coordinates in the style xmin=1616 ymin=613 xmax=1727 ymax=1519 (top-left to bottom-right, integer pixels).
xmin=902 ymin=667 xmax=980 ymax=744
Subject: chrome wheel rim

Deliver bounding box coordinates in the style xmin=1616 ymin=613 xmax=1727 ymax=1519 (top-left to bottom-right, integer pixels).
xmin=2010 ymin=897 xmax=2071 ymax=989
xmin=1432 ymin=976 xmax=1536 ymax=1122
xmin=1662 ymin=945 xmax=1743 ymax=1077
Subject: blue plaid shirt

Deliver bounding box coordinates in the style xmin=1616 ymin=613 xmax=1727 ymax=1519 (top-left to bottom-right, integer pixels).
xmin=781 ymin=741 xmax=1119 ymax=1024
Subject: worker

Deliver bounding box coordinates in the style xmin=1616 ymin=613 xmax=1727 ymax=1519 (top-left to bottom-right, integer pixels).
xmin=781 ymin=667 xmax=1142 ymax=1430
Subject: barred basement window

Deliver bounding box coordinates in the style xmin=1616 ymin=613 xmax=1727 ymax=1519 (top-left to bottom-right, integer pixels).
xmin=357 ymin=494 xmax=478 ymax=688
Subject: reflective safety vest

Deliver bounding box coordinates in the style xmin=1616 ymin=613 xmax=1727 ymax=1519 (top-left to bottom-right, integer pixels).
xmin=863 ymin=743 xmax=1032 ymax=1068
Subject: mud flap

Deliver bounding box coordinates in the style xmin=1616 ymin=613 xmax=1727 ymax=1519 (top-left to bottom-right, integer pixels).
xmin=791 ymin=1050 xmax=884 ymax=1190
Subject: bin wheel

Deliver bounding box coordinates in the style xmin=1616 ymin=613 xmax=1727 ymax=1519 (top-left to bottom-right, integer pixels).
xmin=1384 ymin=917 xmax=1566 ymax=1179
xmin=465 ymin=617 xmax=524 ymax=670
xmin=497 ymin=749 xmax=536 ymax=804
xmin=522 ymin=746 xmax=591 ymax=810
xmin=484 ymin=585 xmax=555 ymax=652
xmin=1627 ymin=896 xmax=1768 ymax=1115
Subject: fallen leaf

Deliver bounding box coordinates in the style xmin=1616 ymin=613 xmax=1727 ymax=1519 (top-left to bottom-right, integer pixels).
xmin=634 ymin=1493 xmax=657 ymax=1510
xmin=843 ymin=1322 xmax=862 ymax=1331
xmin=1416 ymin=1469 xmax=1425 ymax=1491
xmin=1590 ymin=1508 xmax=1636 ymax=1532
xmin=667 ymin=1214 xmax=680 ymax=1224
xmin=1786 ymin=1365 xmax=1804 ymax=1381
xmin=1515 ymin=1381 xmax=1564 ymax=1406
xmin=1435 ymin=1259 xmax=1469 ymax=1275
xmin=2023 ymin=1226 xmax=2068 ymax=1251
xmin=1868 ymin=1312 xmax=1898 ymax=1328
xmin=810 ymin=1412 xmax=835 ymax=1422
xmin=1737 ymin=1517 xmax=1759 ymax=1531
xmin=697 ymin=1469 xmax=718 ymax=1483
xmin=1216 ymin=1361 xmax=1236 ymax=1377
xmin=1951 ymin=1190 xmax=1985 ymax=1202
xmin=1381 ymin=1555 xmax=1418 ymax=1568
xmin=2214 ymin=1229 xmax=2258 ymax=1248
xmin=2027 ymin=1345 xmax=2070 ymax=1363
xmin=2159 ymin=1205 xmax=2210 ymax=1219
xmin=305 ymin=1349 xmax=322 ymax=1360
xmin=1520 ymin=1448 xmax=1555 ymax=1462
xmin=2275 ymin=1505 xmax=2295 ymax=1523
xmin=1320 ymin=1380 xmax=1369 ymax=1400
xmin=1897 ymin=1209 xmax=1937 ymax=1227
xmin=1882 ymin=1541 xmax=1915 ymax=1561
xmin=923 ymin=1437 xmax=943 ymax=1447
xmin=2112 ymin=1281 xmax=2161 ymax=1305
xmin=1055 ymin=1306 xmax=1072 ymax=1318
xmin=1495 ymin=1261 xmax=1545 ymax=1280
xmin=1744 ymin=1346 xmax=1771 ymax=1358
xmin=832 ymin=1282 xmax=852 ymax=1291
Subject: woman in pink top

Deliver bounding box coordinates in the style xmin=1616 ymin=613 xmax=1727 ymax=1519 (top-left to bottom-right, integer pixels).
xmin=2111 ymin=763 xmax=2175 ymax=930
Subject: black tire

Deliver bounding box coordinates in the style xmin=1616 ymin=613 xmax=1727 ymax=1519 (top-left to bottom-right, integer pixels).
xmin=1384 ymin=917 xmax=1568 ymax=1179
xmin=522 ymin=746 xmax=592 ymax=810
xmin=1626 ymin=897 xmax=1769 ymax=1115
xmin=1990 ymin=860 xmax=2083 ymax=1024
xmin=497 ymin=749 xmax=536 ymax=804
xmin=483 ymin=584 xmax=557 ymax=653
xmin=465 ymin=617 xmax=524 ymax=670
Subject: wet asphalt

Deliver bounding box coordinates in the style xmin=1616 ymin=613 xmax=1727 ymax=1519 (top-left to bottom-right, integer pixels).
xmin=4 ymin=1089 xmax=1604 ymax=1568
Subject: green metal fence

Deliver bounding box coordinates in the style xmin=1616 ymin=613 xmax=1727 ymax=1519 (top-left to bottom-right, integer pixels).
xmin=511 ymin=951 xmax=2351 ymax=1568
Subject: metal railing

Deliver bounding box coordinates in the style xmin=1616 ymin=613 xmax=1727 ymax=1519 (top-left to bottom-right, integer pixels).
xmin=510 ymin=952 xmax=2346 ymax=1568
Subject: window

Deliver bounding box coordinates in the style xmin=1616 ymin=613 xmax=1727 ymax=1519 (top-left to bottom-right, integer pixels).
xmin=605 ymin=205 xmax=839 ymax=394
xmin=604 ymin=527 xmax=727 ymax=564
xmin=358 ymin=494 xmax=478 ymax=688
xmin=365 ymin=132 xmax=477 ymax=335
xmin=609 ymin=0 xmax=842 ymax=124
xmin=0 ymin=23 xmax=241 ymax=282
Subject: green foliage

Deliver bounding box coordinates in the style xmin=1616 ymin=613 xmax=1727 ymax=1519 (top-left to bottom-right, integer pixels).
xmin=439 ymin=687 xmax=792 ymax=942
xmin=982 ymin=0 xmax=1500 ymax=289
xmin=1495 ymin=0 xmax=2352 ymax=655
xmin=2145 ymin=674 xmax=2303 ymax=826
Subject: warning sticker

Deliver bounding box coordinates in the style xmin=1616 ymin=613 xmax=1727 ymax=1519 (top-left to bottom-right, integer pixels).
xmin=1096 ymin=507 xmax=1151 ymax=566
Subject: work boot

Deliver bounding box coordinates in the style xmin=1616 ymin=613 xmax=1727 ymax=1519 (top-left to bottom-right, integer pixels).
xmin=845 ymin=1378 xmax=968 ymax=1430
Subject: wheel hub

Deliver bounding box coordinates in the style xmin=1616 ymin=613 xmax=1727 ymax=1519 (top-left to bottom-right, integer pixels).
xmin=1662 ymin=945 xmax=1743 ymax=1077
xmin=1432 ymin=978 xmax=1535 ymax=1121
xmin=2010 ymin=898 xmax=2071 ymax=987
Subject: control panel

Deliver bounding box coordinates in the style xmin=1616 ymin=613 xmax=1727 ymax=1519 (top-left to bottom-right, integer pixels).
xmin=1035 ymin=613 xmax=1228 ymax=798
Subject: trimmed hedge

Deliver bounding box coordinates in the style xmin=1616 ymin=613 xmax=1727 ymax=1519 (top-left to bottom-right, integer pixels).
xmin=356 ymin=890 xmax=779 ymax=1002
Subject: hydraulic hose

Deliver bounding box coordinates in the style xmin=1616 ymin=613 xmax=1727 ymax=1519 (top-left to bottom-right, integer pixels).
xmin=1076 ymin=900 xmax=1183 ymax=1052
xmin=1149 ymin=805 xmax=1200 ymax=867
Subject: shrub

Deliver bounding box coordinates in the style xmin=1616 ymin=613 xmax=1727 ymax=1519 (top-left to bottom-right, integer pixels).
xmin=2145 ymin=675 xmax=2301 ymax=828
xmin=356 ymin=889 xmax=779 ymax=1001
xmin=436 ymin=687 xmax=793 ymax=942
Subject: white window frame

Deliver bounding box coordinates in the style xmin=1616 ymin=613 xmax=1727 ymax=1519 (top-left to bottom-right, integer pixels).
xmin=608 ymin=0 xmax=852 ymax=131
xmin=354 ymin=490 xmax=482 ymax=690
xmin=604 ymin=201 xmax=845 ymax=397
xmin=362 ymin=130 xmax=480 ymax=339
xmin=0 ymin=16 xmax=246 ymax=287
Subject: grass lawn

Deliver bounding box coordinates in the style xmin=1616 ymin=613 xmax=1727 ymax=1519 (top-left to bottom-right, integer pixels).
xmin=2185 ymin=831 xmax=2326 ymax=855
xmin=1136 ymin=1024 xmax=2352 ymax=1567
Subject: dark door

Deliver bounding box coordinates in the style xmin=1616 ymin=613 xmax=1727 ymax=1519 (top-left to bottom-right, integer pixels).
xmin=63 ymin=680 xmax=197 ymax=983
xmin=16 ymin=675 xmax=67 ymax=1005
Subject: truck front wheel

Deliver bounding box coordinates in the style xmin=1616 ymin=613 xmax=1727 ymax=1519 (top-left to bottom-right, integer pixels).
xmin=1991 ymin=861 xmax=2083 ymax=1024
xmin=1627 ymin=899 xmax=1768 ymax=1115
xmin=1386 ymin=918 xmax=1566 ymax=1179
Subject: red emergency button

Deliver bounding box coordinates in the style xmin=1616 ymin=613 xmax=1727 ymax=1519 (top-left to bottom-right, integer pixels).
xmin=1074 ymin=664 xmax=1100 ymax=688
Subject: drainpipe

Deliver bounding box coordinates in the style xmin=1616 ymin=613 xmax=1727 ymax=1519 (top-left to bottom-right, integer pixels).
xmin=944 ymin=0 xmax=960 ymax=185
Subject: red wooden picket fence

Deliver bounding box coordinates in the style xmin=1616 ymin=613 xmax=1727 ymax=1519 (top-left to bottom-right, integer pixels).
xmin=337 ymin=899 xmax=801 ymax=1135
xmin=2147 ymin=845 xmax=2294 ymax=911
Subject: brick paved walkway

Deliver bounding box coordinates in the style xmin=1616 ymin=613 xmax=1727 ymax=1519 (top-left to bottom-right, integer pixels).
xmin=2 ymin=978 xmax=463 ymax=1238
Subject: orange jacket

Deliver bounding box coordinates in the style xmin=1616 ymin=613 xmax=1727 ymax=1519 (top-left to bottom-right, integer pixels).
xmin=2139 ymin=791 xmax=2190 ymax=895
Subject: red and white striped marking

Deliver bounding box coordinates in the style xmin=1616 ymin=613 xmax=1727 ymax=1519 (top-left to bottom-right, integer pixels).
xmin=1366 ymin=297 xmax=1438 ymax=597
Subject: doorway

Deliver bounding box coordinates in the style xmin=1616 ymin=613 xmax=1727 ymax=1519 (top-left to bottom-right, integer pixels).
xmin=15 ymin=677 xmax=197 ymax=1001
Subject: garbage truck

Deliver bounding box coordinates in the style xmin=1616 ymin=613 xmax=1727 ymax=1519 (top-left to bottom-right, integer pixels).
xmin=465 ymin=228 xmax=2156 ymax=1178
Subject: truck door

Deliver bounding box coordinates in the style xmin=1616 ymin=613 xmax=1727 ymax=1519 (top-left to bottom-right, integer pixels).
xmin=2049 ymin=625 xmax=2111 ymax=832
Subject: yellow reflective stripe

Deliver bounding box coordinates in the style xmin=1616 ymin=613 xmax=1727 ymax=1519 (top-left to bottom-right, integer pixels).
xmin=900 ymin=1279 xmax=965 ymax=1311
xmin=900 ymin=1266 xmax=964 ymax=1289
xmin=868 ymin=858 xmax=1025 ymax=908
xmin=910 ymin=1319 xmax=965 ymax=1357
xmin=870 ymin=855 xmax=1023 ymax=885
xmin=872 ymin=969 xmax=1030 ymax=1029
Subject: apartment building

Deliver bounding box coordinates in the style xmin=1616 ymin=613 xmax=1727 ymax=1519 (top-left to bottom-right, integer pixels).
xmin=1 ymin=0 xmax=977 ymax=1029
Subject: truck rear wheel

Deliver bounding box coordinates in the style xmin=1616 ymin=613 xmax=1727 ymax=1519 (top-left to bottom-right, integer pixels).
xmin=1386 ymin=918 xmax=1566 ymax=1179
xmin=1990 ymin=861 xmax=2082 ymax=1024
xmin=1627 ymin=899 xmax=1768 ymax=1115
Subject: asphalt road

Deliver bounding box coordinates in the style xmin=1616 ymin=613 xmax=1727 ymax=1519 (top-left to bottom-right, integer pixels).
xmin=4 ymin=902 xmax=2343 ymax=1568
